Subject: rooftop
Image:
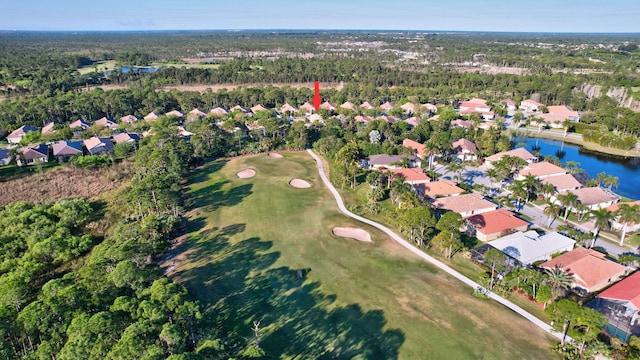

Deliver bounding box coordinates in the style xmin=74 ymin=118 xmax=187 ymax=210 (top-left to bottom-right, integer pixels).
xmin=465 ymin=209 xmax=529 ymax=236
xmin=541 ymin=173 xmax=582 ymax=191
xmin=414 ymin=180 xmax=464 ymax=198
xmin=541 ymin=247 xmax=626 ymax=291
xmin=489 ymin=230 xmax=576 ymax=265
xmin=598 ymin=271 xmax=640 ymax=310
xmin=432 ymin=193 xmax=497 ymax=214
xmin=387 ymin=168 xmax=430 ymax=182
xmin=566 ymin=187 xmax=619 ymax=206
xmin=486 ymin=147 xmax=537 ymax=163
xmin=518 ymin=161 xmax=566 ymax=178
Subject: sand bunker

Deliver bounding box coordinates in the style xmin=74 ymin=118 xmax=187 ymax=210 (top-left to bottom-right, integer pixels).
xmin=236 ymin=169 xmax=256 ymax=179
xmin=332 ymin=227 xmax=372 ymax=243
xmin=289 ymin=179 xmax=311 ymax=188
xmin=268 ymin=153 xmax=283 ymax=158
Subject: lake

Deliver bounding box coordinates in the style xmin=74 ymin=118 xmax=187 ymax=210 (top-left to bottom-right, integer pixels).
xmin=512 ymin=136 xmax=640 ymax=200
xmin=120 ymin=66 xmax=159 ymax=73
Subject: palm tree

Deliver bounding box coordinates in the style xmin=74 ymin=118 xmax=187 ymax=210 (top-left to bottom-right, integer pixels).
xmin=485 ymin=168 xmax=502 ymax=191
xmin=556 ymin=192 xmax=579 ymax=220
xmin=603 ymin=175 xmax=619 ymax=191
xmin=508 ymin=180 xmax=528 ymax=210
xmin=543 ymin=199 xmax=561 ymax=227
xmin=615 ymin=204 xmax=640 ymax=246
xmin=539 ymin=182 xmax=556 ymax=200
xmin=588 ymin=208 xmax=614 ymax=248
xmin=522 ymin=173 xmax=539 ymax=201
xmin=543 ymin=266 xmax=573 ymax=299
xmin=445 ymin=161 xmax=464 ymax=184
xmin=389 ymin=179 xmax=413 ymax=209
xmin=575 ymin=203 xmax=590 ymax=222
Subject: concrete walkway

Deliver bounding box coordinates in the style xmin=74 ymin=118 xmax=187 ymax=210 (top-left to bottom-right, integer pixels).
xmin=306 ymin=149 xmax=569 ymax=342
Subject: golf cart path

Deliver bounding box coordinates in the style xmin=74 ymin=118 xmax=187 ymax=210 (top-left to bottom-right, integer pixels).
xmin=307 ymin=149 xmax=568 ymax=342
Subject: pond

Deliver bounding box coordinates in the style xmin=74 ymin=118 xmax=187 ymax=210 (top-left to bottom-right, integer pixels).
xmin=120 ymin=66 xmax=159 ymax=73
xmin=512 ymin=136 xmax=640 ymax=200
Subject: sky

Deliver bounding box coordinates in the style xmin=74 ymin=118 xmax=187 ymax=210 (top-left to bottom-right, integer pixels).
xmin=2 ymin=0 xmax=640 ymax=33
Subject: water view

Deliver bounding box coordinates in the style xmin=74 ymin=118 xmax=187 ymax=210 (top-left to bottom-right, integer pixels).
xmin=513 ymin=136 xmax=640 ymax=200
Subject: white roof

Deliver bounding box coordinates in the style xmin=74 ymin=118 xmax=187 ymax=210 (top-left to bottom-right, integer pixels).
xmin=488 ymin=230 xmax=575 ymax=265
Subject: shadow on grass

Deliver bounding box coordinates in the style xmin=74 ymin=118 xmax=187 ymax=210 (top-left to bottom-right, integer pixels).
xmin=187 ymin=182 xmax=253 ymax=212
xmin=187 ymin=159 xmax=228 ymax=185
xmin=179 ymin=225 xmax=405 ymax=359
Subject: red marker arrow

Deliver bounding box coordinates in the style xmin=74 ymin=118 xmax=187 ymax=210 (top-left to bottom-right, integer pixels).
xmin=312 ymin=81 xmax=322 ymax=112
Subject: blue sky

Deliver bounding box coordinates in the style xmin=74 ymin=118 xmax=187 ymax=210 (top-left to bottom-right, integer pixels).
xmin=2 ymin=0 xmax=640 ymax=33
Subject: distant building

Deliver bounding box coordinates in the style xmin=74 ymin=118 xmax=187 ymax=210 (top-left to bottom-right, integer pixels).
xmin=7 ymin=125 xmax=38 ymax=144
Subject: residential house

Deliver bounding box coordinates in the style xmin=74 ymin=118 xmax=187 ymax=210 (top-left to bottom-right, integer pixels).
xmin=587 ymin=271 xmax=640 ymax=342
xmin=231 ymin=106 xmax=251 ymax=115
xmin=367 ymin=154 xmax=420 ymax=170
xmin=340 ymin=101 xmax=356 ymax=110
xmin=458 ymin=99 xmax=494 ymax=120
xmin=452 ymin=138 xmax=477 ymax=162
xmin=608 ymin=201 xmax=640 ymax=233
xmin=251 ymin=104 xmax=269 ymax=113
xmin=360 ymin=101 xmax=375 ymax=110
xmin=451 ymin=119 xmax=473 ymax=129
xmin=0 ymin=148 xmax=13 ymax=166
xmin=540 ymin=173 xmax=583 ymax=193
xmin=519 ymin=99 xmax=544 ymax=112
xmin=84 ymin=136 xmax=114 ymax=155
xmin=95 ymin=117 xmax=119 ymax=130
xmin=404 ymin=117 xmax=420 ymax=128
xmin=540 ymin=247 xmax=627 ymax=294
xmin=144 ymin=112 xmax=160 ymax=122
xmin=112 ymin=133 xmax=141 ymax=144
xmin=547 ymin=105 xmax=580 ymax=122
xmin=402 ymin=138 xmax=426 ymax=159
xmin=189 ymin=108 xmax=207 ymax=118
xmin=387 ymin=168 xmax=431 ymax=185
xmin=503 ymin=99 xmax=517 ymax=111
xmin=177 ymin=126 xmax=193 ymax=139
xmin=280 ymin=103 xmax=298 ymax=114
xmin=52 ymin=140 xmax=83 ymax=161
xmin=516 ymin=161 xmax=567 ymax=180
xmin=299 ymin=102 xmax=314 ymax=113
xmin=465 ymin=209 xmax=529 ymax=242
xmin=209 ymin=107 xmax=228 ymax=116
xmin=17 ymin=144 xmax=49 ymax=166
xmin=165 ymin=110 xmax=184 ymax=118
xmin=485 ymin=147 xmax=538 ymax=167
xmin=562 ymin=187 xmax=619 ymax=211
xmin=120 ymin=114 xmax=139 ymax=123
xmin=420 ymin=103 xmax=438 ymax=114
xmin=69 ymin=120 xmax=91 ymax=131
xmin=354 ymin=115 xmax=372 ymax=124
xmin=380 ymin=102 xmax=394 ymax=111
xmin=375 ymin=115 xmax=397 ymax=124
xmin=485 ymin=230 xmax=576 ymax=266
xmin=307 ymin=114 xmax=323 ymax=123
xmin=431 ymin=192 xmax=497 ymax=216
xmin=400 ymin=102 xmax=415 ymax=114
xmin=413 ymin=180 xmax=465 ymax=199
xmin=6 ymin=125 xmax=38 ymax=144
xmin=319 ymin=101 xmax=336 ymax=111
xmin=41 ymin=121 xmax=58 ymax=135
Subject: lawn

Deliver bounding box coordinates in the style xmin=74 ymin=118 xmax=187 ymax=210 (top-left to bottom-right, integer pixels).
xmin=77 ymin=60 xmax=117 ymax=74
xmin=171 ymin=152 xmax=556 ymax=359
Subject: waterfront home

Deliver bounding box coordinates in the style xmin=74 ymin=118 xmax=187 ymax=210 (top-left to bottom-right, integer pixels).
xmin=452 ymin=138 xmax=477 ymax=162
xmin=387 ymin=168 xmax=431 ymax=185
xmin=414 ymin=180 xmax=465 ymax=199
xmin=540 ymin=173 xmax=583 ymax=193
xmin=465 ymin=209 xmax=529 ymax=242
xmin=485 ymin=147 xmax=538 ymax=166
xmin=367 ymin=154 xmax=420 ymax=170
xmin=52 ymin=140 xmax=83 ymax=161
xmin=482 ymin=230 xmax=575 ymax=266
xmin=7 ymin=125 xmax=38 ymax=144
xmin=607 ymin=201 xmax=640 ymax=233
xmin=563 ymin=187 xmax=619 ymax=211
xmin=17 ymin=144 xmax=49 ymax=166
xmin=587 ymin=271 xmax=640 ymax=342
xmin=540 ymin=247 xmax=627 ymax=294
xmin=516 ymin=161 xmax=567 ymax=180
xmin=431 ymin=192 xmax=497 ymax=216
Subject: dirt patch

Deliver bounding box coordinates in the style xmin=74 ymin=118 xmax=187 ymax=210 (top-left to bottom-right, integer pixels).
xmin=289 ymin=179 xmax=311 ymax=189
xmin=332 ymin=227 xmax=372 ymax=243
xmin=0 ymin=163 xmax=132 ymax=206
xmin=236 ymin=168 xmax=256 ymax=179
xmin=268 ymin=153 xmax=283 ymax=159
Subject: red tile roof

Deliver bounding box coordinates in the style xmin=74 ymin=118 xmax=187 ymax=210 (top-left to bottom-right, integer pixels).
xmin=518 ymin=161 xmax=566 ymax=178
xmin=540 ymin=174 xmax=582 ymax=192
xmin=402 ymin=138 xmax=426 ymax=157
xmin=387 ymin=168 xmax=431 ymax=183
xmin=486 ymin=147 xmax=537 ymax=163
xmin=540 ymin=247 xmax=627 ymax=292
xmin=414 ymin=180 xmax=464 ymax=198
xmin=452 ymin=138 xmax=477 ymax=154
xmin=465 ymin=209 xmax=529 ymax=236
xmin=432 ymin=193 xmax=497 ymax=214
xmin=598 ymin=271 xmax=640 ymax=310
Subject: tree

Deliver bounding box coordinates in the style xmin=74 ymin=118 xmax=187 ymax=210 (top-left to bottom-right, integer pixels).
xmin=588 ymin=208 xmax=613 ymax=248
xmin=484 ymin=249 xmax=506 ymax=290
xmin=556 ymin=192 xmax=579 ymax=220
xmin=543 ymin=199 xmax=561 ymax=227
xmin=398 ymin=207 xmax=436 ymax=247
xmin=535 ymin=284 xmax=552 ymax=309
xmin=546 ymin=299 xmax=606 ymax=355
xmin=436 ymin=212 xmax=464 ymax=234
xmin=615 ymin=204 xmax=640 ymax=246
xmin=543 ymin=266 xmax=573 ymax=299
xmin=602 ymin=174 xmax=619 ymax=191
xmin=445 ymin=161 xmax=464 ymax=183
xmin=430 ymin=231 xmax=460 ymax=259
xmin=508 ymin=180 xmax=528 ymax=210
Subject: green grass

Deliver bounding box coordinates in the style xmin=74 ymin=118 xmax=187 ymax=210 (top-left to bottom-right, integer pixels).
xmin=77 ymin=60 xmax=117 ymax=74
xmin=173 ymin=152 xmax=556 ymax=359
xmin=152 ymin=61 xmax=221 ymax=70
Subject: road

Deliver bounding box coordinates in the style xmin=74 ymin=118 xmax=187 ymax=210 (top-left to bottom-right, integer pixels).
xmin=306 ymin=149 xmax=569 ymax=342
